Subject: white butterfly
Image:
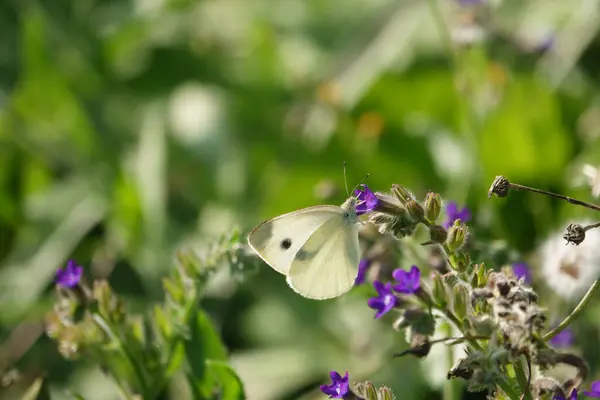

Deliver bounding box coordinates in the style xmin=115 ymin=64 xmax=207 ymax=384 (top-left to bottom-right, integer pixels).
xmin=247 ymin=196 xmax=362 ymax=300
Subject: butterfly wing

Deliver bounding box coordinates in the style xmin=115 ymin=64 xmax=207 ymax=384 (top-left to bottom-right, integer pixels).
xmin=286 ymin=216 xmax=360 ymax=300
xmin=247 ymin=206 xmax=343 ymax=275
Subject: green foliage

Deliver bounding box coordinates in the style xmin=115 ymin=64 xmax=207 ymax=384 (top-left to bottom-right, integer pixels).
xmin=2 ymin=0 xmax=600 ymax=399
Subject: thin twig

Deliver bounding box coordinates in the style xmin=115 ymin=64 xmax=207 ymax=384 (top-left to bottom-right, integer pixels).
xmin=543 ymin=279 xmax=600 ymax=341
xmin=508 ymin=182 xmax=600 ymax=213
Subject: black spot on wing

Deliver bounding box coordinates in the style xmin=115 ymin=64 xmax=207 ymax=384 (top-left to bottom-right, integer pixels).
xmin=280 ymin=238 xmax=292 ymax=250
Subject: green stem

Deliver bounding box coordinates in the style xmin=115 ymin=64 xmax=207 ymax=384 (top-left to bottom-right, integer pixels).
xmin=425 ymin=0 xmax=480 ymax=205
xmin=543 ymin=279 xmax=600 ymax=341
xmin=149 ymin=276 xmax=207 ymax=397
xmin=442 ymin=321 xmax=456 ymax=400
xmin=92 ymin=314 xmax=149 ymax=397
xmin=425 ymin=0 xmax=459 ymax=67
xmin=513 ymin=357 xmax=532 ymax=400
xmin=496 ymin=375 xmax=521 ymax=400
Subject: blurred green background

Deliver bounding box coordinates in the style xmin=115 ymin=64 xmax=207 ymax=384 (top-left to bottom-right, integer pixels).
xmin=2 ymin=0 xmax=600 ymax=399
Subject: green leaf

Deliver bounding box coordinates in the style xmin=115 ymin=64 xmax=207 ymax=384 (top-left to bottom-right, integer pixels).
xmin=165 ymin=341 xmax=185 ymax=377
xmin=184 ymin=309 xmax=228 ymax=396
xmin=206 ymin=360 xmax=245 ymax=400
xmin=22 ymin=377 xmax=51 ymax=400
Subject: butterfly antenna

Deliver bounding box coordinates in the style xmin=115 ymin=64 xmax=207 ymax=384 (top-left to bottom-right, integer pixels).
xmin=350 ymin=174 xmax=370 ymax=198
xmin=343 ymin=161 xmax=350 ymax=197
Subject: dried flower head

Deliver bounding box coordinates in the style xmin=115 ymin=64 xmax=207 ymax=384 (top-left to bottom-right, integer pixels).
xmin=540 ymin=220 xmax=600 ymax=300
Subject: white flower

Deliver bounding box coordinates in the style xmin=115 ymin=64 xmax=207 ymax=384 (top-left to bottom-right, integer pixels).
xmin=540 ymin=220 xmax=600 ymax=301
xmin=582 ymin=164 xmax=600 ymax=198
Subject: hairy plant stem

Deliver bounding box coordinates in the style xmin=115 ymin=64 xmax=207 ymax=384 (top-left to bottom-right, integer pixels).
xmin=442 ymin=321 xmax=456 ymax=400
xmin=92 ymin=314 xmax=149 ymax=398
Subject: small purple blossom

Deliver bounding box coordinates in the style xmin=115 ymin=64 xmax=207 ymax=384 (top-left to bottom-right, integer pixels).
xmin=443 ymin=201 xmax=471 ymax=229
xmin=392 ymin=265 xmax=421 ymax=294
xmin=512 ymin=262 xmax=532 ymax=284
xmin=368 ymin=281 xmax=397 ymax=319
xmin=583 ymin=381 xmax=600 ymax=397
xmin=353 ymin=184 xmax=379 ymax=216
xmin=320 ymin=370 xmax=349 ymax=398
xmin=55 ymin=260 xmax=83 ymax=288
xmin=457 ymin=0 xmax=485 ymax=5
xmin=354 ymin=259 xmax=371 ymax=286
xmin=537 ymin=34 xmax=554 ymax=52
xmin=549 ymin=326 xmax=574 ymax=348
xmin=554 ymin=388 xmax=578 ymax=400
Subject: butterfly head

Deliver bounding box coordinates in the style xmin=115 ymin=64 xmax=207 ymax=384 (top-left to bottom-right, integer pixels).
xmin=340 ymin=197 xmax=359 ymax=224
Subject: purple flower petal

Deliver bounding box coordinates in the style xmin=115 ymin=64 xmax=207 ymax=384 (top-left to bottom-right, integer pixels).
xmin=512 ymin=262 xmax=532 ymax=284
xmin=353 ymin=184 xmax=379 ymax=216
xmin=549 ymin=327 xmax=574 ymax=348
xmin=458 ymin=0 xmax=485 ymax=5
xmin=583 ymin=381 xmax=600 ymax=397
xmin=368 ymin=281 xmax=397 ymax=318
xmin=392 ymin=265 xmax=421 ymax=294
xmin=443 ymin=201 xmax=472 ymax=229
xmin=55 ymin=260 xmax=83 ymax=288
xmin=354 ymin=259 xmax=371 ymax=286
xmin=320 ymin=370 xmax=349 ymax=398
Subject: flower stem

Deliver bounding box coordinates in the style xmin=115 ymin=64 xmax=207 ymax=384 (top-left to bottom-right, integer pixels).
xmin=543 ymin=279 xmax=600 ymax=341
xmin=92 ymin=314 xmax=149 ymax=397
xmin=442 ymin=321 xmax=456 ymax=400
xmin=496 ymin=374 xmax=521 ymax=400
xmin=507 ymin=182 xmax=600 ymax=213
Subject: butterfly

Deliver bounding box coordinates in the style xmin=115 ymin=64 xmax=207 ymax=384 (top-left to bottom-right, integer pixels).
xmin=247 ymin=173 xmax=376 ymax=300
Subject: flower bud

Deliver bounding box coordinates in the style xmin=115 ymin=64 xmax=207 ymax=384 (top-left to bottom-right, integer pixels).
xmin=372 ymin=193 xmax=405 ymax=216
xmin=378 ymin=387 xmax=394 ymax=400
xmin=470 ymin=263 xmax=490 ymax=288
xmin=93 ymin=280 xmax=125 ymax=324
xmin=430 ymin=271 xmax=448 ymax=308
xmin=424 ymin=192 xmax=442 ymax=223
xmin=446 ymin=220 xmax=468 ymax=252
xmin=406 ymin=200 xmax=425 ymax=224
xmin=391 ymin=184 xmax=414 ymax=205
xmin=362 ymin=382 xmax=378 ymax=400
xmin=428 ymin=224 xmax=448 ymax=244
xmin=453 ymin=284 xmax=470 ymax=322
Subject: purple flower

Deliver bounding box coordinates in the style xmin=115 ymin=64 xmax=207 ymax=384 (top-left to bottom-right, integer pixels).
xmin=354 ymin=259 xmax=371 ymax=286
xmin=443 ymin=201 xmax=472 ymax=229
xmin=583 ymin=381 xmax=600 ymax=397
xmin=537 ymin=34 xmax=554 ymax=52
xmin=55 ymin=260 xmax=83 ymax=288
xmin=549 ymin=327 xmax=574 ymax=348
xmin=392 ymin=265 xmax=421 ymax=294
xmin=320 ymin=370 xmax=349 ymax=398
xmin=457 ymin=0 xmax=485 ymax=5
xmin=512 ymin=262 xmax=532 ymax=284
xmin=368 ymin=281 xmax=397 ymax=318
xmin=353 ymin=184 xmax=379 ymax=216
xmin=554 ymin=389 xmax=578 ymax=400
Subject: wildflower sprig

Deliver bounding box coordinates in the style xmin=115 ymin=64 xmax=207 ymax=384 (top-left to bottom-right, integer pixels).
xmin=325 ymin=181 xmax=600 ymax=400
xmin=44 ymin=230 xmax=253 ymax=400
